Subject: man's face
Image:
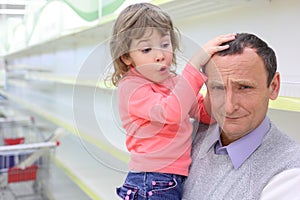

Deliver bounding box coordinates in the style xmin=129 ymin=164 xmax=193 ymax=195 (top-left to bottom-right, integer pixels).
xmin=205 ymin=47 xmax=280 ymax=145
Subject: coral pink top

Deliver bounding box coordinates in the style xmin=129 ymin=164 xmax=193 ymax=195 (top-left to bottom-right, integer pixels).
xmin=118 ymin=64 xmax=211 ymax=176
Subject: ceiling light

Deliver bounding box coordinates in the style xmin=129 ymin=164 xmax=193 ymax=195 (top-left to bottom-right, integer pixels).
xmin=0 ymin=0 xmax=30 ymax=5
xmin=0 ymin=8 xmax=25 ymax=15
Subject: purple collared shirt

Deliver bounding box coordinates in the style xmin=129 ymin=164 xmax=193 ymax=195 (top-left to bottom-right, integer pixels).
xmin=213 ymin=117 xmax=271 ymax=169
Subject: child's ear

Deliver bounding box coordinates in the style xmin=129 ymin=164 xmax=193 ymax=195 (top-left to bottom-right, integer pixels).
xmin=121 ymin=54 xmax=133 ymax=66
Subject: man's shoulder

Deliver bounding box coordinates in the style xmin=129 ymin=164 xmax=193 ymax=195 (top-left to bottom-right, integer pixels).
xmin=255 ymin=122 xmax=300 ymax=167
xmin=268 ymin=122 xmax=300 ymax=151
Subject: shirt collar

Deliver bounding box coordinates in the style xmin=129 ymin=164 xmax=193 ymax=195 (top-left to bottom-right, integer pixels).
xmin=211 ymin=117 xmax=270 ymax=169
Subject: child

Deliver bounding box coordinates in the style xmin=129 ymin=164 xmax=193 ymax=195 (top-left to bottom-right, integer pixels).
xmin=109 ymin=3 xmax=235 ymax=199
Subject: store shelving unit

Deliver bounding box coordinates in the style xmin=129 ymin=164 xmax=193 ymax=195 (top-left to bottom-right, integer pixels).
xmin=2 ymin=0 xmax=300 ymax=199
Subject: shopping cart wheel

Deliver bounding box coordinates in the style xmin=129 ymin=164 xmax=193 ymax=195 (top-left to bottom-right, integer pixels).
xmin=33 ymin=180 xmax=43 ymax=194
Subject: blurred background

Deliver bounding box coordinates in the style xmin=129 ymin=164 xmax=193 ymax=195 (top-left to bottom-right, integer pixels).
xmin=0 ymin=0 xmax=299 ymax=199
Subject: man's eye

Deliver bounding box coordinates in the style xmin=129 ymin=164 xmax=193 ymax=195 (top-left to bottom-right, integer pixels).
xmin=240 ymin=85 xmax=251 ymax=90
xmin=141 ymin=48 xmax=152 ymax=53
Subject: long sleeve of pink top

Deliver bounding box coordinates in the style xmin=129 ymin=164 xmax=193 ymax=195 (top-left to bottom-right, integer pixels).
xmin=118 ymin=64 xmax=212 ymax=176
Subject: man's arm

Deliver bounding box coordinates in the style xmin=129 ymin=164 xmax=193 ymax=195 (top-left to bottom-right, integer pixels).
xmin=260 ymin=168 xmax=300 ymax=200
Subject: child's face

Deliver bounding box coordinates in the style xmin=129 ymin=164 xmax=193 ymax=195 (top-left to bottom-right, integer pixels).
xmin=122 ymin=27 xmax=173 ymax=83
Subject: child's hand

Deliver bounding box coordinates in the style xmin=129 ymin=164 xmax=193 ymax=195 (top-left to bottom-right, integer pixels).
xmin=190 ymin=33 xmax=236 ymax=70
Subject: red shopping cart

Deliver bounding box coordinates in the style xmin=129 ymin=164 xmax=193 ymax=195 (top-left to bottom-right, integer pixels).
xmin=0 ymin=124 xmax=63 ymax=200
xmin=0 ymin=116 xmax=36 ymax=146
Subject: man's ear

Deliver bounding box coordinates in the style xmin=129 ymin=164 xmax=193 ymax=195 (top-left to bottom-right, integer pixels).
xmin=269 ymin=72 xmax=280 ymax=100
xmin=121 ymin=54 xmax=133 ymax=66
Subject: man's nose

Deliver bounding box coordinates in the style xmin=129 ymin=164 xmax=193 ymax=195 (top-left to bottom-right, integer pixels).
xmin=224 ymin=90 xmax=239 ymax=115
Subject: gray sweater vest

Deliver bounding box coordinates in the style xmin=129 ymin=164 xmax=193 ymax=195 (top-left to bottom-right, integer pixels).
xmin=182 ymin=121 xmax=300 ymax=200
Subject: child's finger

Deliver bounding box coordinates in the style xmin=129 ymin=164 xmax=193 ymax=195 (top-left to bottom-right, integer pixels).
xmin=208 ymin=44 xmax=230 ymax=54
xmin=214 ymin=34 xmax=236 ymax=45
xmin=218 ymin=44 xmax=230 ymax=51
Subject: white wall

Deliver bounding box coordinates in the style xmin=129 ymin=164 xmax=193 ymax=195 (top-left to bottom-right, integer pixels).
xmin=175 ymin=0 xmax=300 ymax=97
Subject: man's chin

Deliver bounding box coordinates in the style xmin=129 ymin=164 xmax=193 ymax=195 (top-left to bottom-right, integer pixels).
xmin=220 ymin=124 xmax=243 ymax=135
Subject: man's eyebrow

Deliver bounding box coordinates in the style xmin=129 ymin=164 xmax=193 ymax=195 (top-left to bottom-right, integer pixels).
xmin=231 ymin=79 xmax=256 ymax=86
xmin=207 ymin=79 xmax=256 ymax=86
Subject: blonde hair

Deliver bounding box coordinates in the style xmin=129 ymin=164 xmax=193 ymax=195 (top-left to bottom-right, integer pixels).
xmin=109 ymin=3 xmax=180 ymax=86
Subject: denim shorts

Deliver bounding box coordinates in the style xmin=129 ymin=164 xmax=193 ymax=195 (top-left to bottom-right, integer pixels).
xmin=116 ymin=171 xmax=186 ymax=200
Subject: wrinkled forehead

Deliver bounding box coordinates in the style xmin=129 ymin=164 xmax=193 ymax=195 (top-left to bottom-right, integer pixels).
xmin=205 ymin=50 xmax=267 ymax=85
xmin=206 ymin=48 xmax=263 ymax=72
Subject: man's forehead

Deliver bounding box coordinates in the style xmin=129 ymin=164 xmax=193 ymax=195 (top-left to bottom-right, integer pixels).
xmin=206 ymin=52 xmax=264 ymax=77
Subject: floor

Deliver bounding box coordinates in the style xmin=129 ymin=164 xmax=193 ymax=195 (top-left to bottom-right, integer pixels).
xmin=0 ymin=162 xmax=91 ymax=200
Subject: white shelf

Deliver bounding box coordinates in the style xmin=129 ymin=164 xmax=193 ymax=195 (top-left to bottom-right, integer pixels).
xmin=23 ymin=72 xmax=115 ymax=89
xmin=51 ymin=133 xmax=127 ymax=199
xmin=47 ymin=160 xmax=93 ymax=200
xmin=2 ymin=0 xmax=263 ymax=60
xmin=0 ymin=88 xmax=128 ymax=162
xmin=3 ymin=14 xmax=116 ymax=60
xmin=0 ymin=87 xmax=129 ymax=199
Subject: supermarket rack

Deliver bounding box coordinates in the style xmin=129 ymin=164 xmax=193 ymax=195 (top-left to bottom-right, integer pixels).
xmin=0 ymin=116 xmax=62 ymax=200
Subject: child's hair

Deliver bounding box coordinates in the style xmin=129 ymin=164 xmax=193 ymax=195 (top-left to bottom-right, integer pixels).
xmin=110 ymin=3 xmax=180 ymax=86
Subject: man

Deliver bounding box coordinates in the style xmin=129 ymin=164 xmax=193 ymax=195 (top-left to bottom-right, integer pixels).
xmin=183 ymin=33 xmax=300 ymax=199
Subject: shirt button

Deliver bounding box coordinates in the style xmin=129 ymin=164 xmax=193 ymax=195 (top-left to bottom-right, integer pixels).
xmin=148 ymin=191 xmax=153 ymax=196
xmin=127 ymin=190 xmax=132 ymax=195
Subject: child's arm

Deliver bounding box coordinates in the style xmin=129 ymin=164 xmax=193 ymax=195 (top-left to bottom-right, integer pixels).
xmin=189 ymin=93 xmax=214 ymax=124
xmin=189 ymin=33 xmax=236 ymax=70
